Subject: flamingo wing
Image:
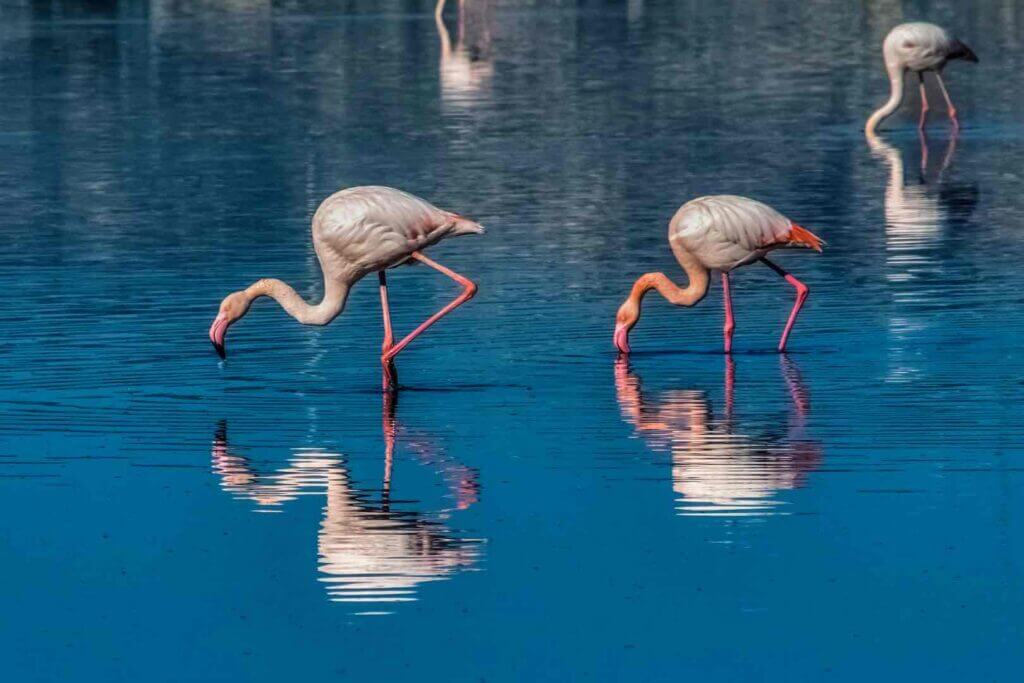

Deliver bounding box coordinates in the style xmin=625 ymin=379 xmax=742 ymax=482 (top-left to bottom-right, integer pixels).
xmin=671 ymin=195 xmax=799 ymax=271
xmin=313 ymin=186 xmax=481 ymax=272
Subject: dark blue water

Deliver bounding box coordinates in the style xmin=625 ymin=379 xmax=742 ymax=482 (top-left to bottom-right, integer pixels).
xmin=2 ymin=1 xmax=1023 ymax=680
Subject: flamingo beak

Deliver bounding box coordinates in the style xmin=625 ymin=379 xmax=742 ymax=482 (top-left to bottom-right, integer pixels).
xmin=613 ymin=323 xmax=631 ymax=354
xmin=209 ymin=314 xmax=229 ymax=359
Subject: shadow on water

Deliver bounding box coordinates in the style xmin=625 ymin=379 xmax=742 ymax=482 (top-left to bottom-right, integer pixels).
xmin=614 ymin=356 xmax=821 ymax=517
xmin=209 ymin=393 xmax=483 ymax=616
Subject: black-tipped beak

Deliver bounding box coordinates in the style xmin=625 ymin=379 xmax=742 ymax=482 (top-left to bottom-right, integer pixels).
xmin=209 ymin=314 xmax=229 ymax=360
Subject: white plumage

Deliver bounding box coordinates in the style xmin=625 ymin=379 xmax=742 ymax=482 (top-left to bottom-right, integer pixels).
xmin=312 ymin=186 xmax=483 ymax=278
xmin=670 ymin=195 xmax=796 ymax=271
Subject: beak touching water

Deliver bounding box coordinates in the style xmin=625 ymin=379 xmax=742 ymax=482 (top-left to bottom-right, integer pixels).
xmin=613 ymin=323 xmax=631 ymax=354
xmin=209 ymin=314 xmax=228 ymax=359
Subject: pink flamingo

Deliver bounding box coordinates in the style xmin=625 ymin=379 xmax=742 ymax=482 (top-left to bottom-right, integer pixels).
xmin=866 ymin=22 xmax=977 ymax=135
xmin=209 ymin=186 xmax=483 ymax=390
xmin=613 ymin=195 xmax=824 ymax=355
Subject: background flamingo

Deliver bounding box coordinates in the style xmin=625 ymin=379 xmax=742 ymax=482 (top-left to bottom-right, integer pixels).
xmin=209 ymin=186 xmax=483 ymax=390
xmin=866 ymin=22 xmax=978 ymax=135
xmin=613 ymin=195 xmax=823 ymax=355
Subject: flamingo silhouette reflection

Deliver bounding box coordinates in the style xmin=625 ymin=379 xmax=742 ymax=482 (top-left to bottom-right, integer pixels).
xmin=615 ymin=358 xmax=821 ymax=517
xmin=211 ymin=396 xmax=481 ymax=611
xmin=867 ymin=131 xmax=979 ymax=382
xmin=436 ymin=0 xmax=494 ymax=107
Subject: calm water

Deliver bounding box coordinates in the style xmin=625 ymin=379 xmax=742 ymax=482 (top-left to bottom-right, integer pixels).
xmin=2 ymin=0 xmax=1023 ymax=680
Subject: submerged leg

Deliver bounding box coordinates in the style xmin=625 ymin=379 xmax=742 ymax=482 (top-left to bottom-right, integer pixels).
xmin=381 ymin=251 xmax=478 ymax=366
xmin=917 ymin=72 xmax=929 ymax=130
xmin=379 ymin=271 xmax=399 ymax=391
xmin=721 ymin=272 xmax=735 ymax=354
xmin=934 ymin=73 xmax=959 ymax=129
xmin=761 ymin=257 xmax=809 ymax=352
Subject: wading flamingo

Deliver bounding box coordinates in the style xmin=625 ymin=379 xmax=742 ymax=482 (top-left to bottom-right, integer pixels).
xmin=613 ymin=196 xmax=823 ymax=355
xmin=208 ymin=186 xmax=483 ymax=391
xmin=866 ymin=22 xmax=977 ymax=135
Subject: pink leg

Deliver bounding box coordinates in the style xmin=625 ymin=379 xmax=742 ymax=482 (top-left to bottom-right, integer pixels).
xmin=934 ymin=73 xmax=959 ymax=130
xmin=721 ymin=272 xmax=734 ymax=354
xmin=381 ymin=250 xmax=478 ymax=366
xmin=379 ymin=271 xmax=399 ymax=391
xmin=762 ymin=258 xmax=809 ymax=352
xmin=917 ymin=73 xmax=929 ymax=130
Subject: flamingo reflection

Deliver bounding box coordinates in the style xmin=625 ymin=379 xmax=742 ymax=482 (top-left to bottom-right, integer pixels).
xmin=436 ymin=0 xmax=494 ymax=107
xmin=211 ymin=397 xmax=481 ymax=611
xmin=615 ymin=358 xmax=820 ymax=517
xmin=867 ymin=131 xmax=978 ymax=381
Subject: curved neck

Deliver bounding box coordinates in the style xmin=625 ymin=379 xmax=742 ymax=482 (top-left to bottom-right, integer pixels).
xmin=866 ymin=65 xmax=904 ymax=135
xmin=640 ymin=246 xmax=709 ymax=306
xmin=245 ymin=277 xmax=349 ymax=326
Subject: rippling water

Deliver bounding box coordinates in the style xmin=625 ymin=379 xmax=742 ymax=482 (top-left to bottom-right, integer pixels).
xmin=2 ymin=0 xmax=1023 ymax=680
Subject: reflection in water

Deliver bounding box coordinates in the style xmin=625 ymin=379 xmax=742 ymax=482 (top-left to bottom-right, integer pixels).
xmin=211 ymin=398 xmax=482 ymax=613
xmin=867 ymin=132 xmax=979 ymax=382
xmin=436 ymin=0 xmax=494 ymax=107
xmin=615 ymin=358 xmax=820 ymax=517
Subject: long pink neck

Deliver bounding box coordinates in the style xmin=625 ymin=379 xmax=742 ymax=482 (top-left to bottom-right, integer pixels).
xmin=630 ymin=248 xmax=709 ymax=310
xmin=245 ymin=277 xmax=349 ymax=326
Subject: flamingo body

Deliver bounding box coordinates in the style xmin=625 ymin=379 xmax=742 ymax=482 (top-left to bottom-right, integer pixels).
xmin=210 ymin=186 xmax=483 ymax=391
xmin=312 ymin=186 xmax=483 ymax=278
xmin=670 ymin=195 xmax=817 ymax=271
xmin=614 ymin=195 xmax=823 ymax=354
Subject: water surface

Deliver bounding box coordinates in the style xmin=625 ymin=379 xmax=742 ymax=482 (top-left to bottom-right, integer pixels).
xmin=1 ymin=1 xmax=1023 ymax=680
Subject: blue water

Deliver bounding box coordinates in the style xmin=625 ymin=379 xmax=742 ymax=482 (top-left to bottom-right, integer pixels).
xmin=1 ymin=1 xmax=1023 ymax=680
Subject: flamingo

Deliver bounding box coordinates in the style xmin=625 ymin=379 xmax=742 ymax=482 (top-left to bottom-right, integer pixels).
xmin=866 ymin=22 xmax=978 ymax=135
xmin=613 ymin=195 xmax=824 ymax=355
xmin=208 ymin=186 xmax=483 ymax=390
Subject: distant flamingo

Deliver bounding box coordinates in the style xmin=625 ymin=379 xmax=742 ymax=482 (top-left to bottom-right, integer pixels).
xmin=209 ymin=186 xmax=483 ymax=390
xmin=613 ymin=196 xmax=823 ymax=355
xmin=866 ymin=22 xmax=977 ymax=135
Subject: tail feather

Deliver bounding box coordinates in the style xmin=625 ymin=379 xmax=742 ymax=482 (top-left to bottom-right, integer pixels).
xmin=788 ymin=223 xmax=824 ymax=252
xmin=948 ymin=38 xmax=978 ymax=63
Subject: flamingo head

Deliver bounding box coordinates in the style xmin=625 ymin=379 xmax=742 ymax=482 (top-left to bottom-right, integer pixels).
xmin=613 ymin=298 xmax=640 ymax=354
xmin=209 ymin=291 xmax=252 ymax=359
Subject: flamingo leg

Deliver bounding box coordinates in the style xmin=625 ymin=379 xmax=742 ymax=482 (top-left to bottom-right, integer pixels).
xmin=721 ymin=272 xmax=735 ymax=354
xmin=934 ymin=73 xmax=959 ymax=129
xmin=381 ymin=250 xmax=478 ymax=369
xmin=917 ymin=72 xmax=929 ymax=130
xmin=379 ymin=271 xmax=399 ymax=391
xmin=761 ymin=257 xmax=809 ymax=353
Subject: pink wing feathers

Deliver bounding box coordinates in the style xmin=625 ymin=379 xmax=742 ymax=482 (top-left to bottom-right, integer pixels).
xmin=670 ymin=195 xmax=822 ymax=271
xmin=312 ymin=186 xmax=483 ymax=273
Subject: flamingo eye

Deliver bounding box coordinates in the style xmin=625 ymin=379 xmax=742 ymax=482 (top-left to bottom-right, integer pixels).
xmin=902 ymin=41 xmax=916 ymax=49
